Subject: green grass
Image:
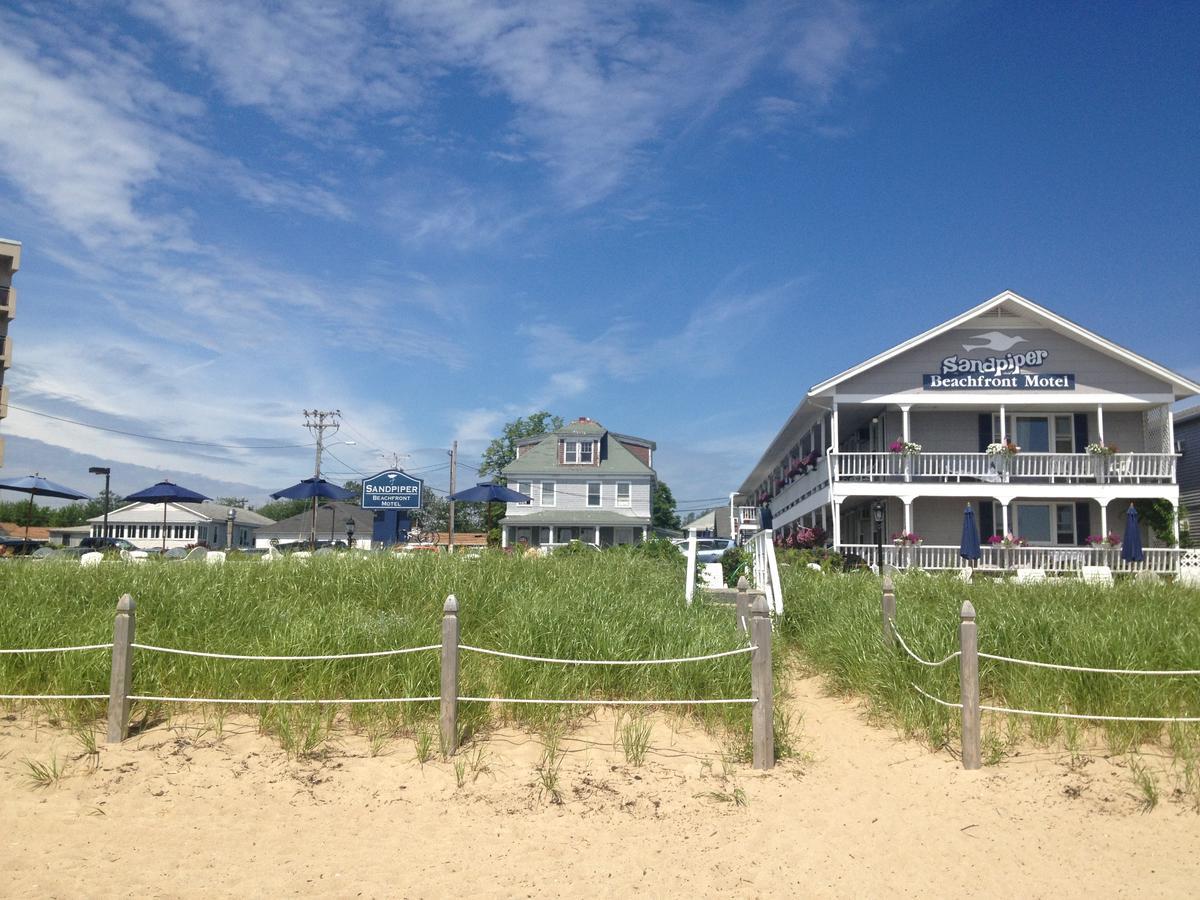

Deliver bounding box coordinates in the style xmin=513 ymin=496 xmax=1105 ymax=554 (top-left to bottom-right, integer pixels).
xmin=778 ymin=568 xmax=1200 ymax=756
xmin=0 ymin=552 xmax=756 ymax=743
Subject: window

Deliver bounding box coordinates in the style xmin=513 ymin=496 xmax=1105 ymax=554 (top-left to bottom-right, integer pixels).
xmin=541 ymin=482 xmax=556 ymax=506
xmin=580 ymin=441 xmax=593 ymax=463
xmin=516 ymin=482 xmax=531 ymax=505
xmin=186 ymin=526 xmax=195 ymax=539
xmin=616 ymin=482 xmax=631 ymax=508
xmin=997 ymin=501 xmax=1078 ymax=545
xmin=587 ymin=482 xmax=601 ymax=507
xmin=993 ymin=414 xmax=1075 ymax=453
xmin=563 ymin=440 xmax=594 ymax=464
xmin=151 ymin=526 xmax=160 ymax=538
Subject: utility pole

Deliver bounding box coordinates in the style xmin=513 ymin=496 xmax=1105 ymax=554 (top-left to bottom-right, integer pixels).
xmin=448 ymin=440 xmax=458 ymax=552
xmin=304 ymin=409 xmax=341 ymax=544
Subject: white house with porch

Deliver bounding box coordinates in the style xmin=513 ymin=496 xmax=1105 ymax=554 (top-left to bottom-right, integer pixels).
xmin=499 ymin=417 xmax=655 ymax=548
xmin=736 ymin=291 xmax=1199 ymax=573
xmin=88 ymin=501 xmax=273 ymax=550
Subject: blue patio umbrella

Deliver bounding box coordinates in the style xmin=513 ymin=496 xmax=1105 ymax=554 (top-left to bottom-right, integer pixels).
xmin=271 ymin=478 xmax=356 ymax=544
xmin=449 ymin=482 xmax=533 ymax=539
xmin=0 ymin=474 xmax=91 ymax=542
xmin=1121 ymin=503 xmax=1145 ymax=563
xmin=959 ymin=503 xmax=982 ymax=562
xmin=126 ymin=480 xmax=212 ymax=550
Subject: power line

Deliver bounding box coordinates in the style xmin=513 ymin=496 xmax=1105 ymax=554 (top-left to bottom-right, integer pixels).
xmin=8 ymin=403 xmax=314 ymax=450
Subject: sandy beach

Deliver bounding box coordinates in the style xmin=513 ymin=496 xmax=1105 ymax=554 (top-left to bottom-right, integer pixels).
xmin=4 ymin=675 xmax=1198 ymax=898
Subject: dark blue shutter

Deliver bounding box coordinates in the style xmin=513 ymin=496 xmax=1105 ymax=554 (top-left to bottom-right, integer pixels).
xmin=1073 ymin=413 xmax=1088 ymax=453
xmin=978 ymin=414 xmax=992 ymax=452
xmin=979 ymin=501 xmax=994 ymax=538
xmin=1075 ymin=502 xmax=1091 ymax=544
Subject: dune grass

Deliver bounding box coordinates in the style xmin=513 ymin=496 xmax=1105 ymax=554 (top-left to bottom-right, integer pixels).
xmin=778 ymin=568 xmax=1200 ymax=757
xmin=0 ymin=552 xmax=758 ymax=748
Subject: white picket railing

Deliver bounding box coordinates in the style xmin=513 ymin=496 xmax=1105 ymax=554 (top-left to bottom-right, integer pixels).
xmin=840 ymin=543 xmax=1183 ymax=573
xmin=745 ymin=529 xmax=783 ymax=615
xmin=827 ymin=452 xmax=1177 ymax=485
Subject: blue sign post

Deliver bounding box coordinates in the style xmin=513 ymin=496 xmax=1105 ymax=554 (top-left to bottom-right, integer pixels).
xmin=362 ymin=470 xmax=423 ymax=547
xmin=362 ymin=469 xmax=424 ymax=510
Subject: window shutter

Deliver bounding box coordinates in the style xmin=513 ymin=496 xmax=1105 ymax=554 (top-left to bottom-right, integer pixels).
xmin=1073 ymin=413 xmax=1088 ymax=453
xmin=978 ymin=414 xmax=992 ymax=452
xmin=1075 ymin=501 xmax=1091 ymax=544
xmin=979 ymin=501 xmax=994 ymax=538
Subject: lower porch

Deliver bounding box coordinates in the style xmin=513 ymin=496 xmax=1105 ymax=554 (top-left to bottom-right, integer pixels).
xmin=500 ymin=511 xmax=651 ymax=549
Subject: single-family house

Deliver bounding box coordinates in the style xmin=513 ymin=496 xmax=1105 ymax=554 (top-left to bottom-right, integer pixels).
xmin=88 ymin=501 xmax=272 ymax=550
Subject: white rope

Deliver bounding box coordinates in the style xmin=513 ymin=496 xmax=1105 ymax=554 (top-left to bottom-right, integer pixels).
xmin=0 ymin=693 xmax=108 ymax=700
xmin=458 ymin=696 xmax=756 ymax=706
xmin=0 ymin=643 xmax=112 ymax=654
xmin=129 ymin=643 xmax=440 ymax=661
xmin=890 ymin=622 xmax=960 ymax=668
xmin=127 ymin=695 xmax=440 ymax=705
xmin=977 ymin=652 xmax=1200 ymax=676
xmin=458 ymin=645 xmax=756 ymax=666
xmin=910 ymin=683 xmax=1200 ymax=723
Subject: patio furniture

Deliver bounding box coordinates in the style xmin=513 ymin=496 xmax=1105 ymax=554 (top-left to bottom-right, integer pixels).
xmin=1014 ymin=566 xmax=1046 ymax=584
xmin=80 ymin=552 xmax=103 ymax=567
xmin=1080 ymin=565 xmax=1114 ymax=586
xmin=205 ymin=551 xmax=226 ymax=565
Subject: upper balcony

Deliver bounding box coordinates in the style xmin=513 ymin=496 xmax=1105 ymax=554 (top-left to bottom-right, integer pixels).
xmin=829 ymin=451 xmax=1177 ymax=486
xmin=0 ymin=285 xmax=12 ymax=318
xmin=0 ymin=334 xmax=10 ymax=369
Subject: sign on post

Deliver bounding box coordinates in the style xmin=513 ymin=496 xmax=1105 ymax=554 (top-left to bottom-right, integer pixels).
xmin=361 ymin=469 xmax=423 ymax=510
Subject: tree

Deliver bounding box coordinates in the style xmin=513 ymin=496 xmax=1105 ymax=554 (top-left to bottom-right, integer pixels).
xmin=652 ymin=481 xmax=681 ymax=531
xmin=253 ymin=498 xmax=309 ymax=522
xmin=216 ymin=497 xmax=248 ymax=509
xmin=479 ymin=411 xmax=564 ymax=478
xmin=342 ymin=481 xmax=362 ymax=505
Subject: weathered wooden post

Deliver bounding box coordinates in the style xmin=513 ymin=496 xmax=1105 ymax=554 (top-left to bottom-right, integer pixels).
xmin=958 ymin=600 xmax=981 ymax=770
xmin=440 ymin=594 xmax=460 ymax=758
xmin=106 ymin=593 xmax=135 ymax=744
xmin=750 ymin=592 xmax=774 ymax=770
xmin=735 ymin=575 xmax=750 ymax=634
xmin=881 ymin=575 xmax=896 ymax=647
xmin=685 ymin=528 xmax=698 ymax=607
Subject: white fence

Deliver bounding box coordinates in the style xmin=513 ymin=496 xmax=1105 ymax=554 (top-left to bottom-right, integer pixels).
xmin=745 ymin=529 xmax=784 ymax=616
xmin=828 ymin=451 xmax=1177 ymax=485
xmin=840 ymin=542 xmax=1182 ymax=574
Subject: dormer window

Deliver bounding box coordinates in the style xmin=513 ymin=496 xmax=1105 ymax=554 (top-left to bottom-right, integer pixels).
xmin=563 ymin=440 xmax=595 ymax=464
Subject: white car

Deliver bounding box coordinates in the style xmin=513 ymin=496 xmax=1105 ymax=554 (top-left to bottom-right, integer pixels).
xmin=674 ymin=537 xmax=736 ymax=563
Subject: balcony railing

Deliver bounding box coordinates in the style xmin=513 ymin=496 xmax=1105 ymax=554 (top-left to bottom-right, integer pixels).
xmin=734 ymin=506 xmax=759 ymax=530
xmin=840 ymin=543 xmax=1182 ymax=573
xmin=829 ymin=452 xmax=1177 ymax=485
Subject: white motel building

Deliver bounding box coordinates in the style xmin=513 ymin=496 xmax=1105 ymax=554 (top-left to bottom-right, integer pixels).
xmin=736 ymin=291 xmax=1199 ymax=573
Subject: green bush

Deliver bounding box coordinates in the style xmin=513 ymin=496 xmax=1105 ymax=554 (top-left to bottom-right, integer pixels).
xmin=719 ymin=546 xmax=751 ymax=587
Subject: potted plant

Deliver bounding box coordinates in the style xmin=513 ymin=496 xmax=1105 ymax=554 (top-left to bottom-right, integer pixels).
xmin=1085 ymin=441 xmax=1118 ymax=483
xmin=1085 ymin=532 xmax=1120 ymax=563
xmin=986 ymin=438 xmax=1020 ymax=478
xmin=986 ymin=532 xmax=1026 ymax=567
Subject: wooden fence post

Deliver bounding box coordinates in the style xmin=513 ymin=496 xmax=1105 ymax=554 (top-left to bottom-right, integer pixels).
xmin=735 ymin=575 xmax=750 ymax=634
xmin=750 ymin=592 xmax=774 ymax=770
xmin=440 ymin=594 xmax=460 ymax=758
xmin=106 ymin=593 xmax=135 ymax=744
xmin=958 ymin=600 xmax=981 ymax=770
xmin=881 ymin=574 xmax=896 ymax=647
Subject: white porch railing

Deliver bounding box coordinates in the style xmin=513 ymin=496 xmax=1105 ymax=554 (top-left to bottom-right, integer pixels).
xmin=746 ymin=529 xmax=783 ymax=615
xmin=839 ymin=543 xmax=1183 ymax=573
xmin=828 ymin=452 xmax=1177 ymax=485
xmin=734 ymin=506 xmax=760 ymax=530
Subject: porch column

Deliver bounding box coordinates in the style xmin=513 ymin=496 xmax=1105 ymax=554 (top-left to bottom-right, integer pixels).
xmin=1167 ymin=408 xmax=1177 ymax=456
xmin=998 ymin=404 xmax=1006 ymax=441
xmin=831 ymin=499 xmax=843 ymax=550
xmin=901 ymin=405 xmax=911 ymax=443
xmin=830 ymin=400 xmax=840 ymax=454
xmin=501 ymin=527 xmax=509 ymax=548
xmin=1173 ymin=501 xmax=1182 ymax=546
xmin=595 ymin=526 xmax=600 ymax=546
xmin=1100 ymin=501 xmax=1108 ymax=540
xmin=1097 ymin=405 xmax=1105 ymax=444
xmin=1001 ymin=501 xmax=1010 ymax=537
xmin=903 ymin=499 xmax=913 ymax=536
xmin=641 ymin=526 xmax=648 ymax=542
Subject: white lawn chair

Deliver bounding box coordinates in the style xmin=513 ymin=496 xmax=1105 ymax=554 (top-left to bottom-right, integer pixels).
xmin=80 ymin=552 xmax=103 ymax=567
xmin=182 ymin=546 xmax=208 ymax=562
xmin=958 ymin=567 xmax=973 ymax=583
xmin=1081 ymin=565 xmax=1114 ymax=586
xmin=261 ymin=545 xmax=283 ymax=563
xmin=205 ymin=551 xmax=226 ymax=565
xmin=1014 ymin=566 xmax=1046 ymax=584
xmin=119 ymin=549 xmax=148 ymax=564
xmin=1135 ymin=569 xmax=1160 ymax=584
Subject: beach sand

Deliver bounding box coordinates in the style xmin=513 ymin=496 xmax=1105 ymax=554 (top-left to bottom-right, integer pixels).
xmin=3 ymin=675 xmax=1198 ymax=898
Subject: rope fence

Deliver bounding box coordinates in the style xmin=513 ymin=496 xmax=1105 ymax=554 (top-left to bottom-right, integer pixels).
xmin=1 ymin=591 xmax=777 ymax=771
xmin=880 ymin=578 xmax=1200 ymax=770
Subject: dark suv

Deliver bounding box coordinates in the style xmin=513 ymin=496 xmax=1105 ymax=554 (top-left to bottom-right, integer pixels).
xmin=79 ymin=537 xmax=139 ymax=552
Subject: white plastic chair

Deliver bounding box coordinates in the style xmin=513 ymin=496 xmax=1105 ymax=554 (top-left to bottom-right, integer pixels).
xmin=119 ymin=549 xmax=148 ymax=564
xmin=205 ymin=551 xmax=226 ymax=565
xmin=958 ymin=567 xmax=973 ymax=583
xmin=1014 ymin=566 xmax=1046 ymax=584
xmin=80 ymin=552 xmax=103 ymax=567
xmin=1081 ymin=565 xmax=1114 ymax=586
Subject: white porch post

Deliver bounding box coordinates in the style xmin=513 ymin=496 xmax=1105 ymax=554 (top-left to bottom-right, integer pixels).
xmin=901 ymin=405 xmax=911 ymax=443
xmin=501 ymin=526 xmax=509 ymax=548
xmin=831 ymin=499 xmax=843 ymax=550
xmin=1173 ymin=501 xmax=1182 ymax=546
xmin=594 ymin=526 xmax=600 ymax=546
xmin=998 ymin=404 xmax=1006 ymax=441
xmin=641 ymin=526 xmax=648 ymax=542
xmin=1167 ymin=408 xmax=1176 ymax=457
xmin=1097 ymin=405 xmax=1105 ymax=445
xmin=830 ymin=400 xmax=840 ymax=454
xmin=1100 ymin=501 xmax=1108 ymax=539
xmin=903 ymin=499 xmax=913 ymax=536
xmin=1001 ymin=501 xmax=1010 ymax=537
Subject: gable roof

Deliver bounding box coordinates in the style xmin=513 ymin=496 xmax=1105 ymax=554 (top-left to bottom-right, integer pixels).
xmin=255 ymin=500 xmax=375 ymax=537
xmin=811 ymin=290 xmax=1200 ymax=398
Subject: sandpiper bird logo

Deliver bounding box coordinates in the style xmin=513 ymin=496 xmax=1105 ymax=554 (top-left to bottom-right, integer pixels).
xmin=962 ymin=331 xmax=1027 ymax=353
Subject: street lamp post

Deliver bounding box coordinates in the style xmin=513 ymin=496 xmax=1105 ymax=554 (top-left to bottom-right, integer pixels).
xmin=88 ymin=466 xmax=111 ymax=539
xmin=226 ymin=507 xmax=237 ymax=549
xmin=872 ymin=500 xmax=885 ymax=575
xmin=345 ymin=517 xmax=356 ymax=548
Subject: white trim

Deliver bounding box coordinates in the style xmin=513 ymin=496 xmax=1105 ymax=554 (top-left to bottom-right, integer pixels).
xmin=830 ymin=392 xmax=1177 ymax=406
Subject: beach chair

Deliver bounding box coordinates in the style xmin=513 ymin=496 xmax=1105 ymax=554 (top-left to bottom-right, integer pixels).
xmin=1135 ymin=569 xmax=1160 ymax=584
xmin=80 ymin=552 xmax=103 ymax=567
xmin=261 ymin=545 xmax=283 ymax=563
xmin=958 ymin=567 xmax=973 ymax=583
xmin=119 ymin=549 xmax=148 ymax=564
xmin=205 ymin=551 xmax=226 ymax=565
xmin=1014 ymin=566 xmax=1046 ymax=584
xmin=1080 ymin=565 xmax=1114 ymax=586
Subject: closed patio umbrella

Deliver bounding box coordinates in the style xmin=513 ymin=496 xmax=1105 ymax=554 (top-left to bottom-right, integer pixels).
xmin=959 ymin=503 xmax=981 ymax=563
xmin=125 ymin=480 xmax=211 ymax=550
xmin=0 ymin=474 xmax=91 ymax=542
xmin=1121 ymin=503 xmax=1145 ymax=563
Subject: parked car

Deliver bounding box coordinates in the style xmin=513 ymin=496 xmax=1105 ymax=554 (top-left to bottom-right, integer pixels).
xmin=673 ymin=537 xmax=737 ymax=563
xmin=79 ymin=537 xmax=139 ymax=552
xmin=0 ymin=538 xmax=46 ymax=556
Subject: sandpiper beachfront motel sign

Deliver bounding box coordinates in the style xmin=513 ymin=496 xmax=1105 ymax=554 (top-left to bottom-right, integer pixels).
xmin=361 ymin=469 xmax=423 ymax=510
xmin=923 ymin=334 xmax=1076 ymax=390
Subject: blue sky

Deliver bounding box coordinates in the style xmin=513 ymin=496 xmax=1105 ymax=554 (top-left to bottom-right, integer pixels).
xmin=1 ymin=1 xmax=1197 ymax=513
